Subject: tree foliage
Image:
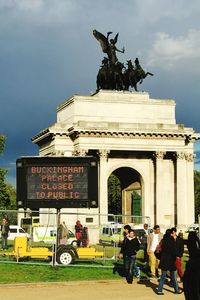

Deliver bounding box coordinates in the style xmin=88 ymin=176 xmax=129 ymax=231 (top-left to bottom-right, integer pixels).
xmin=108 ymin=174 xmax=121 ymax=215
xmin=0 ymin=135 xmax=6 ymax=154
xmin=0 ymin=134 xmax=16 ymax=211
xmin=194 ymin=170 xmax=200 ymax=221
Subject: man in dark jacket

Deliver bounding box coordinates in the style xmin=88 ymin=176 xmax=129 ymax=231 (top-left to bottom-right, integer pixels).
xmin=171 ymin=227 xmax=184 ymax=281
xmin=183 ymin=231 xmax=200 ymax=300
xmin=119 ymin=229 xmax=140 ymax=284
xmin=157 ymin=229 xmax=182 ymax=295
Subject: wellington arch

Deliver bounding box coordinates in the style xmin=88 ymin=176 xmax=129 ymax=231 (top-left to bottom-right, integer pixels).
xmin=32 ymin=90 xmax=200 ymax=229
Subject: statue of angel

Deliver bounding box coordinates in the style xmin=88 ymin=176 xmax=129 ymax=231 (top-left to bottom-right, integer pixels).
xmin=93 ymin=29 xmax=125 ymax=65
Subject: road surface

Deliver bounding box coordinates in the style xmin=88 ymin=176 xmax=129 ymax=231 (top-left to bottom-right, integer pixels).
xmin=0 ymin=279 xmax=184 ymax=300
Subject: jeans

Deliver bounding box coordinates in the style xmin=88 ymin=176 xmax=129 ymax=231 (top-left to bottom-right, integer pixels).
xmin=134 ymin=264 xmax=140 ymax=277
xmin=124 ymin=255 xmax=136 ymax=283
xmin=158 ymin=270 xmax=179 ymax=293
xmin=1 ymin=235 xmax=8 ymax=250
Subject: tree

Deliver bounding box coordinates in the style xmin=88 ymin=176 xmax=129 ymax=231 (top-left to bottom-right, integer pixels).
xmin=0 ymin=134 xmax=16 ymax=211
xmin=0 ymin=135 xmax=6 ymax=153
xmin=194 ymin=170 xmax=200 ymax=221
xmin=108 ymin=174 xmax=121 ymax=215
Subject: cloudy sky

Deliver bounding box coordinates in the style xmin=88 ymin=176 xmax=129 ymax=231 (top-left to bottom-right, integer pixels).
xmin=1 ymin=0 xmax=200 ymax=185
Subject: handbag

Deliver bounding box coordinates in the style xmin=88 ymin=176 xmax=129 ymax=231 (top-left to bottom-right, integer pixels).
xmin=154 ymin=244 xmax=162 ymax=259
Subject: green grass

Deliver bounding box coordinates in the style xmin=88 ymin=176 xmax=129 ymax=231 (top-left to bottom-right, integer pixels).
xmin=0 ymin=263 xmax=121 ymax=284
xmin=0 ymin=242 xmax=189 ymax=284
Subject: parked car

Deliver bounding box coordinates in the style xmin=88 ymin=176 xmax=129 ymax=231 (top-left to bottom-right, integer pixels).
xmin=99 ymin=223 xmax=146 ymax=248
xmin=7 ymin=225 xmax=30 ymax=240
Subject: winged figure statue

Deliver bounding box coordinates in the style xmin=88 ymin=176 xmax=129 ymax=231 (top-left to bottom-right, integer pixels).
xmin=93 ymin=29 xmax=125 ymax=65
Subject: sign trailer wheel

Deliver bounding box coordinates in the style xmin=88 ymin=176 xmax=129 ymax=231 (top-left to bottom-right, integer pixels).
xmin=56 ymin=250 xmax=75 ymax=265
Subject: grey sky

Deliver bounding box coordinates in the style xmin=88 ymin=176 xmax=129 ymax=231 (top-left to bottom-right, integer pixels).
xmin=1 ymin=0 xmax=200 ymax=185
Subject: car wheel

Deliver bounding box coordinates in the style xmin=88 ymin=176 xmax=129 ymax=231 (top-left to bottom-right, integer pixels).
xmin=56 ymin=250 xmax=74 ymax=265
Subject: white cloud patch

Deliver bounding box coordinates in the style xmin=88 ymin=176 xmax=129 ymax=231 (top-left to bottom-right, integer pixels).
xmin=0 ymin=0 xmax=81 ymax=29
xmin=147 ymin=29 xmax=200 ymax=69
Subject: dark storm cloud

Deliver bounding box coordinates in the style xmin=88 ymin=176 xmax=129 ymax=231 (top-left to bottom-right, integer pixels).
xmin=0 ymin=0 xmax=200 ymax=185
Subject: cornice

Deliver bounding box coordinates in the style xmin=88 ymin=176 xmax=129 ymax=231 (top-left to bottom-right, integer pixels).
xmin=67 ymin=127 xmax=197 ymax=142
xmin=32 ymin=129 xmax=68 ymax=144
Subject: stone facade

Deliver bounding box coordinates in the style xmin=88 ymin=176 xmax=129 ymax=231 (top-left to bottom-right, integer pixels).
xmin=32 ymin=90 xmax=200 ymax=229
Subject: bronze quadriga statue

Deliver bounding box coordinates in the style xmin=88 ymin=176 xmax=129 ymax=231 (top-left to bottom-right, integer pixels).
xmin=93 ymin=29 xmax=154 ymax=91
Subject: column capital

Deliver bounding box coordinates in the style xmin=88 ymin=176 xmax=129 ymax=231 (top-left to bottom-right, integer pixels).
xmin=50 ymin=150 xmax=64 ymax=156
xmin=98 ymin=149 xmax=110 ymax=158
xmin=185 ymin=153 xmax=194 ymax=162
xmin=72 ymin=146 xmax=88 ymax=157
xmin=175 ymin=151 xmax=185 ymax=160
xmin=154 ymin=151 xmax=166 ymax=160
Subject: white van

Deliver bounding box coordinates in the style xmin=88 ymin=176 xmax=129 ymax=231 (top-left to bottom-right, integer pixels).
xmin=8 ymin=225 xmax=30 ymax=240
xmin=32 ymin=226 xmax=77 ymax=245
xmin=99 ymin=223 xmax=124 ymax=246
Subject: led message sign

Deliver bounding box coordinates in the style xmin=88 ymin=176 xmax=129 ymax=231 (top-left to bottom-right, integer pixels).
xmin=16 ymin=157 xmax=98 ymax=209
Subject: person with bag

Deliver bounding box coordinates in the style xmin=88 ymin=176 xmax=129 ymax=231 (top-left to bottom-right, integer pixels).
xmin=118 ymin=229 xmax=140 ymax=284
xmin=147 ymin=224 xmax=163 ymax=278
xmin=157 ymin=229 xmax=182 ymax=295
xmin=171 ymin=227 xmax=184 ymax=282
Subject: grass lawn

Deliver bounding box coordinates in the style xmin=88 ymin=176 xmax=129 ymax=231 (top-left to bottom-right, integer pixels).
xmin=0 ymin=242 xmax=189 ymax=284
xmin=0 ymin=263 xmax=121 ymax=284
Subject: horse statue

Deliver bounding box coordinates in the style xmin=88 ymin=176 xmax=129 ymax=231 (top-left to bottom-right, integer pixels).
xmin=111 ymin=61 xmax=124 ymax=90
xmin=123 ymin=59 xmax=154 ymax=91
xmin=96 ymin=57 xmax=111 ymax=90
xmin=96 ymin=58 xmax=125 ymax=91
xmin=123 ymin=60 xmax=138 ymax=91
xmin=134 ymin=57 xmax=154 ymax=84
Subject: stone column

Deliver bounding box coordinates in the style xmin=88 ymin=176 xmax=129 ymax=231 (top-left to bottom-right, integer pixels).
xmin=98 ymin=149 xmax=110 ymax=224
xmin=154 ymin=151 xmax=166 ymax=225
xmin=176 ymin=152 xmax=188 ymax=227
xmin=185 ymin=153 xmax=195 ymax=225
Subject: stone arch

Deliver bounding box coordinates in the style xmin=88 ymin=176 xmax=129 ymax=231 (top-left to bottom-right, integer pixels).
xmin=107 ymin=165 xmax=144 ymax=223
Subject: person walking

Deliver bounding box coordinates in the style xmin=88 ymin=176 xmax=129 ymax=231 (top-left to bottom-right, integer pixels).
xmin=183 ymin=231 xmax=200 ymax=300
xmin=157 ymin=229 xmax=182 ymax=295
xmin=143 ymin=223 xmax=149 ymax=267
xmin=147 ymin=224 xmax=163 ymax=278
xmin=171 ymin=227 xmax=184 ymax=282
xmin=119 ymin=229 xmax=140 ymax=284
xmin=123 ymin=224 xmax=140 ymax=277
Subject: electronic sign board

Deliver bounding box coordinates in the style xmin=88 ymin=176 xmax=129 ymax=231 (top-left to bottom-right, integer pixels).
xmin=16 ymin=156 xmax=98 ymax=209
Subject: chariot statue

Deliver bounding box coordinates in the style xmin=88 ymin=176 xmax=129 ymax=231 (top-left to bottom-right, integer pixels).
xmin=93 ymin=29 xmax=154 ymax=91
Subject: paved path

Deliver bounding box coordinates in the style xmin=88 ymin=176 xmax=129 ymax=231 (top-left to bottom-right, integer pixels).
xmin=0 ymin=279 xmax=184 ymax=300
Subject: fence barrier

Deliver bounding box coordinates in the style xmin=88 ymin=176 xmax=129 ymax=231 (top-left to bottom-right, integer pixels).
xmin=0 ymin=209 xmax=150 ymax=267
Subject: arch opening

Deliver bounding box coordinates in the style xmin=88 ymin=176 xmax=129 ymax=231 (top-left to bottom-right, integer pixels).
xmin=108 ymin=167 xmax=143 ymax=223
